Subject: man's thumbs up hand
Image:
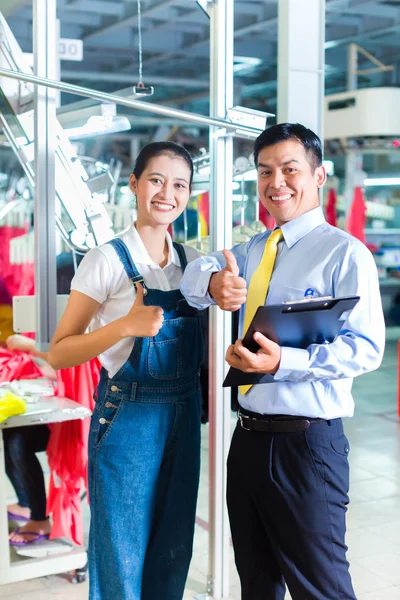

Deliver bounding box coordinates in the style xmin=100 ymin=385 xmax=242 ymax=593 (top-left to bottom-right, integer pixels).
xmin=208 ymin=250 xmax=247 ymax=311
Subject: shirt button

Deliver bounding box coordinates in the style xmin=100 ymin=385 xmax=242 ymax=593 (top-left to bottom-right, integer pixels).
xmin=110 ymin=385 xmax=119 ymax=392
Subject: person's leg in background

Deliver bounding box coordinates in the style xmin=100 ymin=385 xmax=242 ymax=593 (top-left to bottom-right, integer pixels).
xmin=4 ymin=428 xmax=31 ymax=521
xmin=5 ymin=425 xmax=52 ymax=544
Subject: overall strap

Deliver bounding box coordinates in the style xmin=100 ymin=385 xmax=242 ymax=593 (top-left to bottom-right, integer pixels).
xmin=107 ymin=238 xmax=144 ymax=285
xmin=173 ymin=241 xmax=188 ymax=271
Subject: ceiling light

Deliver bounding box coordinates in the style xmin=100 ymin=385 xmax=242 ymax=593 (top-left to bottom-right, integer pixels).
xmin=65 ymin=116 xmax=131 ymax=139
xmin=364 ymin=177 xmax=400 ymax=187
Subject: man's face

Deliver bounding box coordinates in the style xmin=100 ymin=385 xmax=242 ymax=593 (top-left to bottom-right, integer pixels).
xmin=257 ymin=140 xmax=326 ymax=225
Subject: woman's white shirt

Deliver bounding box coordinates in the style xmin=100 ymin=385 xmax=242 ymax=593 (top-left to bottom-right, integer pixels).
xmin=70 ymin=225 xmax=200 ymax=378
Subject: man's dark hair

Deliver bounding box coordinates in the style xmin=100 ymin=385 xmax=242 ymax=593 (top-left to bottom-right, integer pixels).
xmin=254 ymin=123 xmax=323 ymax=171
xmin=133 ymin=141 xmax=194 ymax=188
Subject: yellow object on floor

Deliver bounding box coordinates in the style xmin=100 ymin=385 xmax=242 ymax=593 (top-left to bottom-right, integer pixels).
xmin=0 ymin=391 xmax=26 ymax=423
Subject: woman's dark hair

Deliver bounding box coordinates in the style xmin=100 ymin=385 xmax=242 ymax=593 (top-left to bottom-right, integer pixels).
xmin=133 ymin=141 xmax=194 ymax=187
xmin=254 ymin=123 xmax=323 ymax=172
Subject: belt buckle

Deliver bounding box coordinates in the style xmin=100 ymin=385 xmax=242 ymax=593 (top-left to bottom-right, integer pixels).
xmin=239 ymin=413 xmax=252 ymax=431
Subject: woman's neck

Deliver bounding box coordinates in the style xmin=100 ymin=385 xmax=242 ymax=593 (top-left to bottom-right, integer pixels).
xmin=135 ymin=221 xmax=169 ymax=268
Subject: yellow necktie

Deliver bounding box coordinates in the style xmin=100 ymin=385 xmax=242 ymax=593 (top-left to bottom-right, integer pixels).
xmin=239 ymin=228 xmax=284 ymax=395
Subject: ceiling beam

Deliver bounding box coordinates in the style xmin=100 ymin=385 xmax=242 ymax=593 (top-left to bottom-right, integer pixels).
xmin=325 ymin=23 xmax=400 ymax=49
xmin=82 ymin=0 xmax=182 ymax=43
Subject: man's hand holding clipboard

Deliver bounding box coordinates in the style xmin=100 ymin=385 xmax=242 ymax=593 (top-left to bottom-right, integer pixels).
xmin=223 ymin=296 xmax=360 ymax=387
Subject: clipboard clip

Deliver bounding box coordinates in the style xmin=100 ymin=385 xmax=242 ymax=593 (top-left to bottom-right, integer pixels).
xmin=283 ymin=295 xmax=333 ymax=305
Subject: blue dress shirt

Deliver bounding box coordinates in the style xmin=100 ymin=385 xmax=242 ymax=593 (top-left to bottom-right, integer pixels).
xmin=180 ymin=207 xmax=385 ymax=419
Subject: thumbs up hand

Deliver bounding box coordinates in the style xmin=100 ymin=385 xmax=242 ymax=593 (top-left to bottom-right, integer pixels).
xmin=208 ymin=250 xmax=247 ymax=311
xmin=121 ymin=283 xmax=164 ymax=338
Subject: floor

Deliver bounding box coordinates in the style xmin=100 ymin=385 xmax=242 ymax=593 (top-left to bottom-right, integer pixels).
xmin=2 ymin=328 xmax=400 ymax=599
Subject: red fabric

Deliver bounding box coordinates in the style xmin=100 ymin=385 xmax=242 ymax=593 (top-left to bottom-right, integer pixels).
xmin=258 ymin=202 xmax=276 ymax=230
xmin=326 ymin=188 xmax=337 ymax=227
xmin=46 ymin=359 xmax=101 ymax=545
xmin=0 ymin=348 xmax=43 ymax=382
xmin=0 ymin=225 xmax=34 ymax=298
xmin=346 ymin=187 xmax=367 ymax=244
xmin=258 ymin=201 xmax=269 ymax=227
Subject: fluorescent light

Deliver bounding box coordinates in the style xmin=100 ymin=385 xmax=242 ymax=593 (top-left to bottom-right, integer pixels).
xmin=65 ymin=116 xmax=131 ymax=139
xmin=364 ymin=177 xmax=400 ymax=187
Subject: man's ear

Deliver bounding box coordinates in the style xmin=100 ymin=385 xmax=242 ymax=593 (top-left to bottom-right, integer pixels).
xmin=316 ymin=165 xmax=327 ymax=188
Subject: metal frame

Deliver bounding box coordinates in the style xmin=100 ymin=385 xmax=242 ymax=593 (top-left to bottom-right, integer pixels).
xmin=33 ymin=0 xmax=57 ymax=351
xmin=207 ymin=2 xmax=233 ymax=598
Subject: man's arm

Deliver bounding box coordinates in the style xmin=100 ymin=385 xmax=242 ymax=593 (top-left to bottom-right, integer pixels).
xmin=180 ymin=242 xmax=249 ymax=311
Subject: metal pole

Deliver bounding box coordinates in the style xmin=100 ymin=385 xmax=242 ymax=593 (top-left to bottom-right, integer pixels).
xmin=0 ymin=66 xmax=260 ymax=138
xmin=207 ymin=0 xmax=233 ymax=598
xmin=347 ymin=43 xmax=358 ymax=91
xmin=33 ymin=0 xmax=57 ymax=350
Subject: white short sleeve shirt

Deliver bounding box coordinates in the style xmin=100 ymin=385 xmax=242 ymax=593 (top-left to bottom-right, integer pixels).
xmin=70 ymin=225 xmax=200 ymax=377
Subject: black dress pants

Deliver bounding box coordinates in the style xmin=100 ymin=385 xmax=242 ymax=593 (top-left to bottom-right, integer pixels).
xmin=4 ymin=425 xmax=50 ymax=521
xmin=227 ymin=417 xmax=356 ymax=600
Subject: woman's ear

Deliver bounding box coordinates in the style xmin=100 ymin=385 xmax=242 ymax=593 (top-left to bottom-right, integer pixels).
xmin=129 ymin=173 xmax=138 ymax=195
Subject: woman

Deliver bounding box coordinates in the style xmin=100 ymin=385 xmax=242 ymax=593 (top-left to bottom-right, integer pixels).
xmin=48 ymin=142 xmax=204 ymax=600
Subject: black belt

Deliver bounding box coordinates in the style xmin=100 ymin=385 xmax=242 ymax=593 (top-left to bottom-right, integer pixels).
xmin=238 ymin=410 xmax=325 ymax=433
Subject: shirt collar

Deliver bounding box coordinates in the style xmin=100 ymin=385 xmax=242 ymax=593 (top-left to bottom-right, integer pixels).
xmin=280 ymin=206 xmax=325 ymax=249
xmin=129 ymin=224 xmax=179 ymax=267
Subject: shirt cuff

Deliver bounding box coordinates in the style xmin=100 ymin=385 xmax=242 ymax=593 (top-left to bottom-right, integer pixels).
xmin=193 ymin=271 xmax=216 ymax=303
xmin=273 ymin=347 xmax=310 ymax=380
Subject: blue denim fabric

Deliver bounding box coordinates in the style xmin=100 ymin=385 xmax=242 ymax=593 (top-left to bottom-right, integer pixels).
xmin=88 ymin=238 xmax=203 ymax=600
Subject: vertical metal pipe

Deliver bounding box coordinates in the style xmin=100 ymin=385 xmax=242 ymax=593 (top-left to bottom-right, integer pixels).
xmin=347 ymin=43 xmax=358 ymax=91
xmin=208 ymin=0 xmax=234 ymax=598
xmin=33 ymin=0 xmax=57 ymax=350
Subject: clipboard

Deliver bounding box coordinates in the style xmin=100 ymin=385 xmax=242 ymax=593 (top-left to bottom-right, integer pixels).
xmin=223 ymin=296 xmax=360 ymax=388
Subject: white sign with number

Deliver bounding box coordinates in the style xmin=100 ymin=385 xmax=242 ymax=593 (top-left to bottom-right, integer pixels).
xmin=58 ymin=38 xmax=83 ymax=62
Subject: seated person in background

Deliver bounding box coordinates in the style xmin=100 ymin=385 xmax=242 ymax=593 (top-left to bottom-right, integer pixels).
xmin=4 ymin=334 xmax=54 ymax=545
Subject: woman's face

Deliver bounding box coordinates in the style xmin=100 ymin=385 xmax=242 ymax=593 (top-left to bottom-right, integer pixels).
xmin=130 ymin=154 xmax=191 ymax=228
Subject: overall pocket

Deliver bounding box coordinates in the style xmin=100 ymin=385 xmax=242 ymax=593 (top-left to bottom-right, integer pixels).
xmin=148 ymin=316 xmax=203 ymax=380
xmin=94 ymin=392 xmax=125 ymax=448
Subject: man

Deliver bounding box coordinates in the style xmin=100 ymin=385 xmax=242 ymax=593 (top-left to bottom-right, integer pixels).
xmin=180 ymin=123 xmax=385 ymax=600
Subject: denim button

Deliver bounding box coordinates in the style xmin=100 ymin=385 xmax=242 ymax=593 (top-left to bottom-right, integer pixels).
xmin=99 ymin=418 xmax=107 ymax=425
xmin=110 ymin=385 xmax=120 ymax=392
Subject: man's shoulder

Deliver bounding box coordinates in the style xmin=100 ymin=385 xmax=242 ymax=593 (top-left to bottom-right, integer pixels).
xmin=316 ymin=222 xmax=374 ymax=262
xmin=318 ymin=222 xmax=368 ymax=248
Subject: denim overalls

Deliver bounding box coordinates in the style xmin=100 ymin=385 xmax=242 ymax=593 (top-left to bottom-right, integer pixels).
xmin=88 ymin=238 xmax=204 ymax=600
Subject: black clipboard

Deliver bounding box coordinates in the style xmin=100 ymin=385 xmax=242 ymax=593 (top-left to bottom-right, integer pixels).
xmin=223 ymin=296 xmax=360 ymax=388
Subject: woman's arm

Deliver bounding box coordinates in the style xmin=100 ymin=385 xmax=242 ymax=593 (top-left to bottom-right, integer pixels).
xmin=6 ymin=334 xmax=49 ymax=360
xmin=48 ymin=285 xmax=164 ymax=370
